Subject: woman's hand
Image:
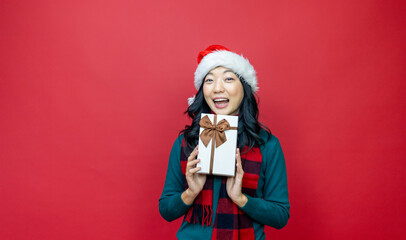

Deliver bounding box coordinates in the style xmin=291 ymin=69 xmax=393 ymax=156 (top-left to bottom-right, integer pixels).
xmin=181 ymin=146 xmax=207 ymax=205
xmin=226 ymin=148 xmax=248 ymax=207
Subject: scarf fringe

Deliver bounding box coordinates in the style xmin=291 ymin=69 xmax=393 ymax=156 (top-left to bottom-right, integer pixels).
xmin=186 ymin=204 xmax=213 ymax=226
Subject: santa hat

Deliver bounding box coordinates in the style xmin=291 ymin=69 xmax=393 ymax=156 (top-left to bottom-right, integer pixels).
xmin=188 ymin=45 xmax=258 ymax=105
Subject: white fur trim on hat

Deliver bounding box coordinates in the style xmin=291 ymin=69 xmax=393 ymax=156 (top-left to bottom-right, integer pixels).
xmin=187 ymin=95 xmax=196 ymax=105
xmin=194 ymin=50 xmax=258 ymax=92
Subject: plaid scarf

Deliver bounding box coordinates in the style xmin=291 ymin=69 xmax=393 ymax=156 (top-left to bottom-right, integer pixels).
xmin=180 ymin=138 xmax=262 ymax=240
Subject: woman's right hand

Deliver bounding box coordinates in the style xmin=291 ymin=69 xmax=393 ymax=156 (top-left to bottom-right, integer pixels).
xmin=181 ymin=145 xmax=207 ymax=205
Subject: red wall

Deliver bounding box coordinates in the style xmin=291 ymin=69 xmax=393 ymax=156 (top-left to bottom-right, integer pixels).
xmin=1 ymin=0 xmax=405 ymax=239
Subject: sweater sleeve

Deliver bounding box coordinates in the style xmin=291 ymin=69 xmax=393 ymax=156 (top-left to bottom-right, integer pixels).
xmin=159 ymin=135 xmax=192 ymax=222
xmin=239 ymin=135 xmax=290 ymax=229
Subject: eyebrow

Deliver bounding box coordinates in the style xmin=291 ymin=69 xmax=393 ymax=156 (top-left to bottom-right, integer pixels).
xmin=206 ymin=69 xmax=235 ymax=76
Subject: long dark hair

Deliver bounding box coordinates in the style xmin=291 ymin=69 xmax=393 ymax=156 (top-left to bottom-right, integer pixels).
xmin=180 ymin=76 xmax=271 ymax=154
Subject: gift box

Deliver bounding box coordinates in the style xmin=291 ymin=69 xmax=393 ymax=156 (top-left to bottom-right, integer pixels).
xmin=197 ymin=113 xmax=238 ymax=176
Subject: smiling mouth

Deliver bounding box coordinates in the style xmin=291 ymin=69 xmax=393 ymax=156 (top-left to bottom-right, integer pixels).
xmin=213 ymin=98 xmax=229 ymax=108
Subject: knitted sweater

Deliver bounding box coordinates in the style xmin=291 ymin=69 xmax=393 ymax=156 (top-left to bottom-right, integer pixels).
xmin=159 ymin=130 xmax=290 ymax=239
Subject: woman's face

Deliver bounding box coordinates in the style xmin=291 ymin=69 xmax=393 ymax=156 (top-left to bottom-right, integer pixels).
xmin=203 ymin=66 xmax=244 ymax=115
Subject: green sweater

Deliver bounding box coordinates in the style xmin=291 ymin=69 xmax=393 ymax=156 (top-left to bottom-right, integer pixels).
xmin=159 ymin=130 xmax=290 ymax=239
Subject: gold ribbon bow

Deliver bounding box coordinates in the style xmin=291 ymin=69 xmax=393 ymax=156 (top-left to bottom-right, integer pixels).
xmin=199 ymin=115 xmax=237 ymax=148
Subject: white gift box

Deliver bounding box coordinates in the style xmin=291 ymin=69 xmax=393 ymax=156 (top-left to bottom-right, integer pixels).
xmin=197 ymin=113 xmax=238 ymax=176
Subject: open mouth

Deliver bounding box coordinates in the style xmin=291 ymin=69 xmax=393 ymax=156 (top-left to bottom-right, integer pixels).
xmin=213 ymin=98 xmax=229 ymax=109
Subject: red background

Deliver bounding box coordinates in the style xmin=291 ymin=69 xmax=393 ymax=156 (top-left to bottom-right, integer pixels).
xmin=1 ymin=0 xmax=405 ymax=239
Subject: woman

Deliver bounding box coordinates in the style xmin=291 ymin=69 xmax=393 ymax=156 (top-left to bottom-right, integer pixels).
xmin=159 ymin=45 xmax=290 ymax=239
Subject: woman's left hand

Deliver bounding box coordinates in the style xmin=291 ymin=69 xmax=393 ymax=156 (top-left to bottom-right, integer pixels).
xmin=226 ymin=148 xmax=248 ymax=207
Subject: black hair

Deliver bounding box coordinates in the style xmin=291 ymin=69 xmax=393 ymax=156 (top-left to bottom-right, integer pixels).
xmin=180 ymin=76 xmax=271 ymax=155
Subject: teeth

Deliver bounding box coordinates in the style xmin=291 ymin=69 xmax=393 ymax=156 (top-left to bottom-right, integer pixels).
xmin=214 ymin=99 xmax=228 ymax=102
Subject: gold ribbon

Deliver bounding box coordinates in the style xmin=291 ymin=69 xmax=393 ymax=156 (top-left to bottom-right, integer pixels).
xmin=199 ymin=115 xmax=238 ymax=174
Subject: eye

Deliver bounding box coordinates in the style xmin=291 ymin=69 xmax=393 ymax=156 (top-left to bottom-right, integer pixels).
xmin=204 ymin=78 xmax=213 ymax=83
xmin=225 ymin=77 xmax=235 ymax=82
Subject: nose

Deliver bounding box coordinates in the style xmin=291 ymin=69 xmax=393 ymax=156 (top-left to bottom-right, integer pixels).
xmin=213 ymin=78 xmax=225 ymax=93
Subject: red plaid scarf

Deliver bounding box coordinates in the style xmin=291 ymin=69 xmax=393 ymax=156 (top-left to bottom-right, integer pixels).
xmin=180 ymin=138 xmax=262 ymax=240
